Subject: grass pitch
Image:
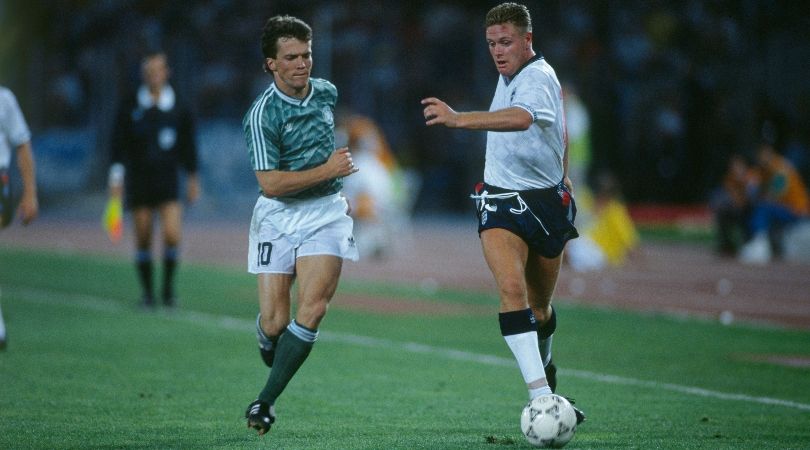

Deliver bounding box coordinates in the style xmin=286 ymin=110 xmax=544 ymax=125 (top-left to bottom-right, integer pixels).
xmin=1 ymin=248 xmax=809 ymax=449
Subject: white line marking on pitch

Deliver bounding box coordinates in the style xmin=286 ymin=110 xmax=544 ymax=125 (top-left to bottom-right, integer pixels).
xmin=9 ymin=286 xmax=810 ymax=412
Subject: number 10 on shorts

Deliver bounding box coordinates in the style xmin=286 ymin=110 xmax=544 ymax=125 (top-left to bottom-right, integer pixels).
xmin=257 ymin=242 xmax=272 ymax=267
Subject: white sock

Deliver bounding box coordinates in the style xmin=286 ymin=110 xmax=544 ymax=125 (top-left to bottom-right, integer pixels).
xmin=504 ymin=331 xmax=552 ymax=399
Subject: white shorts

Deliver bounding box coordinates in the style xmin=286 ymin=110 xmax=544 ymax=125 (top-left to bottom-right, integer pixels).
xmin=248 ymin=193 xmax=359 ymax=274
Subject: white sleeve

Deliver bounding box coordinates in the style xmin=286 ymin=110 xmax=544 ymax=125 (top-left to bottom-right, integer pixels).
xmin=0 ymin=89 xmax=32 ymax=147
xmin=511 ymin=69 xmax=558 ymax=126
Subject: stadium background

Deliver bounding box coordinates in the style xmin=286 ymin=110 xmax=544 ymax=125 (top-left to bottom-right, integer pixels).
xmin=2 ymin=0 xmax=810 ymax=214
xmin=1 ymin=0 xmax=808 ymax=330
xmin=2 ymin=3 xmax=810 ymax=447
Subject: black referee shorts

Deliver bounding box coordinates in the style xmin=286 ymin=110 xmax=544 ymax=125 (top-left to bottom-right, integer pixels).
xmin=126 ymin=174 xmax=180 ymax=208
xmin=473 ymin=181 xmax=578 ymax=258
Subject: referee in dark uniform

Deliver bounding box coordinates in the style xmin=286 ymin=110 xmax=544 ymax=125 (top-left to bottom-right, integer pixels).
xmin=108 ymin=51 xmax=200 ymax=309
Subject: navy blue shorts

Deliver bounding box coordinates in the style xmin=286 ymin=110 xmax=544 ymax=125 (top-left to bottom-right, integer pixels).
xmin=472 ymin=181 xmax=578 ymax=258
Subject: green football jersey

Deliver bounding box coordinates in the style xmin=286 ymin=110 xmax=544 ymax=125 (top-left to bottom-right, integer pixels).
xmin=243 ymin=78 xmax=341 ymax=200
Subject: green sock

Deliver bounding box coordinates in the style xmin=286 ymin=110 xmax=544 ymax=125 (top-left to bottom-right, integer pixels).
xmin=258 ymin=325 xmax=315 ymax=404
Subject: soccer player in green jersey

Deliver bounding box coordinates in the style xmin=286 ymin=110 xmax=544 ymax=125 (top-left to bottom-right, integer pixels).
xmin=242 ymin=15 xmax=360 ymax=435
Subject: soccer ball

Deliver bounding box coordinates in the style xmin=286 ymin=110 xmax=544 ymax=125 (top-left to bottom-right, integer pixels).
xmin=520 ymin=394 xmax=578 ymax=448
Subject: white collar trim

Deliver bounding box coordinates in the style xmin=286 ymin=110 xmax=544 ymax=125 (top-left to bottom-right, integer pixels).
xmin=273 ymin=81 xmax=314 ymax=107
xmin=137 ymin=85 xmax=175 ymax=111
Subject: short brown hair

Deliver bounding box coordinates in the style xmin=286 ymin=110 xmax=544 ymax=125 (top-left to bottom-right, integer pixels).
xmin=261 ymin=15 xmax=312 ymax=59
xmin=485 ymin=3 xmax=532 ymax=33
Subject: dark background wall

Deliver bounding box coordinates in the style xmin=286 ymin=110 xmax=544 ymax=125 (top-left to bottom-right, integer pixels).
xmin=2 ymin=0 xmax=809 ymax=213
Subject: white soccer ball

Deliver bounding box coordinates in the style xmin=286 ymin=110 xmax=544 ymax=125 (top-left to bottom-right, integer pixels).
xmin=520 ymin=394 xmax=578 ymax=448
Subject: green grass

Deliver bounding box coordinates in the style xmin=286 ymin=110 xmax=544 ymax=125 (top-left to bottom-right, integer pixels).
xmin=1 ymin=248 xmax=810 ymax=449
xmin=637 ymin=224 xmax=714 ymax=245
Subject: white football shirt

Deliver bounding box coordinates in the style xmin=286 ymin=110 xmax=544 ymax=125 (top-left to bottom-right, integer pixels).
xmin=484 ymin=56 xmax=566 ymax=190
xmin=0 ymin=86 xmax=31 ymax=169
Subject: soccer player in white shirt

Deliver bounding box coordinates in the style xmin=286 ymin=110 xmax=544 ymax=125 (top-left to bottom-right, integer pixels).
xmin=421 ymin=2 xmax=583 ymax=424
xmin=0 ymin=85 xmax=39 ymax=350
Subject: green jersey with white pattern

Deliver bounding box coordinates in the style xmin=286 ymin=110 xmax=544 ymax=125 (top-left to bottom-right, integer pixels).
xmin=243 ymin=78 xmax=340 ymax=200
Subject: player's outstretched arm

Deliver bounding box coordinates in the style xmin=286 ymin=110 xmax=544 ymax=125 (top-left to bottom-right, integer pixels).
xmin=421 ymin=97 xmax=533 ymax=131
xmin=256 ymin=147 xmax=359 ymax=198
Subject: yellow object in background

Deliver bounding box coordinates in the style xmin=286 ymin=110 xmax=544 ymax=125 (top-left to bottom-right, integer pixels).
xmin=588 ymin=199 xmax=639 ymax=266
xmin=102 ymin=196 xmax=123 ymax=243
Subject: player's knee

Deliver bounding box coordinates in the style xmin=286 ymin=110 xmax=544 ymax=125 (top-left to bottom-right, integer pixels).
xmin=498 ymin=276 xmax=527 ymax=302
xmin=309 ymin=301 xmax=329 ymax=323
xmin=260 ymin=314 xmax=288 ymax=337
xmin=297 ymin=300 xmax=329 ymax=329
xmin=164 ymin=230 xmax=181 ymax=247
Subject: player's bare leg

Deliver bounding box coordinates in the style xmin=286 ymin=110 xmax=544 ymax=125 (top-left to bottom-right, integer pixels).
xmin=248 ymin=255 xmax=343 ymax=435
xmin=481 ymin=228 xmax=529 ymax=312
xmin=256 ymin=273 xmax=293 ymax=367
xmin=246 ymin=273 xmax=293 ymax=434
xmin=133 ymin=207 xmax=155 ymax=308
xmin=525 ymin=249 xmax=584 ymax=423
xmin=293 ymin=255 xmax=342 ymax=329
xmin=480 ymin=228 xmax=551 ymax=398
xmin=158 ymin=201 xmax=182 ymax=306
xmin=525 ymin=251 xmax=561 ymax=320
xmin=258 ymin=273 xmax=294 ymax=338
xmin=526 ymin=251 xmax=562 ymax=391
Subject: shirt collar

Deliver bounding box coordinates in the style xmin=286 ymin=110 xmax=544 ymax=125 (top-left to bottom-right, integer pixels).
xmin=503 ymin=53 xmax=544 ymax=85
xmin=137 ymin=84 xmax=175 ymax=111
xmin=273 ymin=81 xmax=314 ymax=106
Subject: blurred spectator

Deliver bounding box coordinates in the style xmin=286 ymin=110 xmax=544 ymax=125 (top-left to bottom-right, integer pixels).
xmin=563 ymin=81 xmax=595 ymax=230
xmin=337 ymin=112 xmax=417 ymax=259
xmin=709 ymin=153 xmax=757 ymax=256
xmin=566 ymin=171 xmax=639 ymax=272
xmin=563 ymin=82 xmax=592 ymax=190
xmin=739 ymin=142 xmax=810 ymax=264
xmin=783 ymin=129 xmax=810 ymax=186
xmin=4 ymin=1 xmax=810 ymax=210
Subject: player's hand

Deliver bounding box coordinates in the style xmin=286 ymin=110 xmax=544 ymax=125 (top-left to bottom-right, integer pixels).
xmin=326 ymin=147 xmax=359 ymax=178
xmin=421 ymin=97 xmax=458 ymax=127
xmin=563 ymin=176 xmax=574 ymax=196
xmin=17 ymin=193 xmax=38 ymax=225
